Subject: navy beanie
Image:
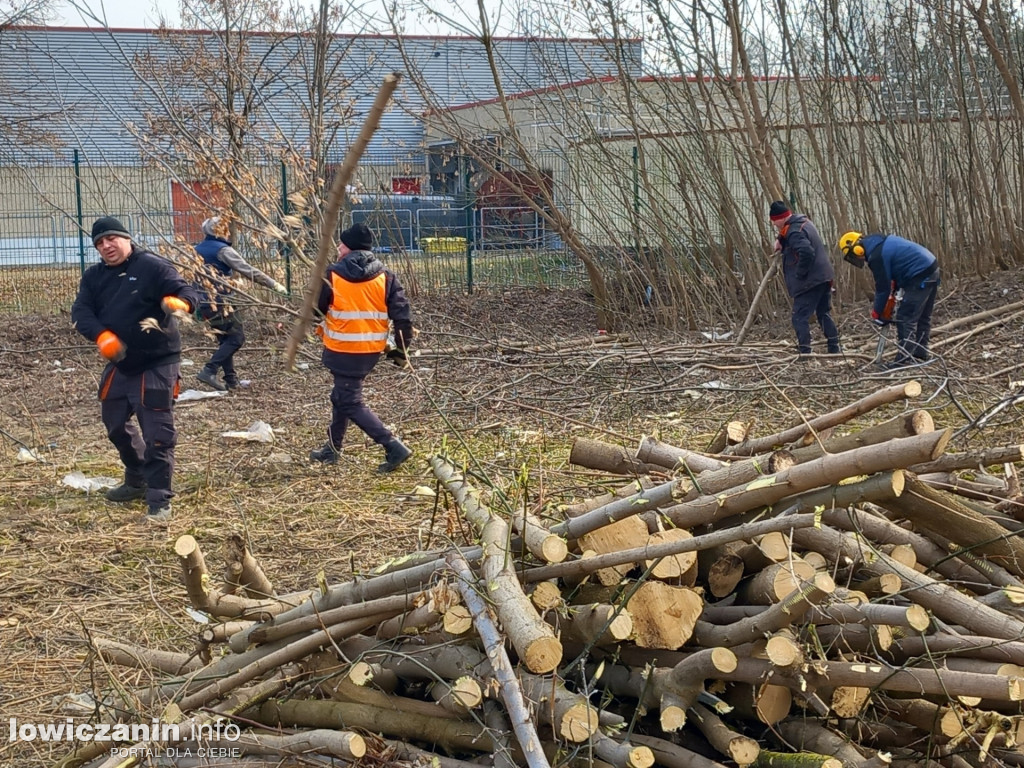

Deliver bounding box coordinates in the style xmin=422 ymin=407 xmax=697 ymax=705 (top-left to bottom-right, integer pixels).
xmin=769 ymin=201 xmax=791 ymax=222
xmin=340 ymin=222 xmax=373 ymax=252
xmin=91 ymin=216 xmax=132 ymax=245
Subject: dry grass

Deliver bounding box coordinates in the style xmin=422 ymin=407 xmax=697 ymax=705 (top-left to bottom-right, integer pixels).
xmin=1 ymin=276 xmax=1024 ymax=766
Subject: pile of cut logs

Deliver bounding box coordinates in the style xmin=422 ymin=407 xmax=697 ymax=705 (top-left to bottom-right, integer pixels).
xmin=62 ymin=380 xmax=1024 ymax=768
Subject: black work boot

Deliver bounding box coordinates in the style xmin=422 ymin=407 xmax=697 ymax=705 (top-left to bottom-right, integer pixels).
xmin=106 ymin=481 xmax=147 ymax=502
xmin=378 ymin=439 xmax=413 ymax=474
xmin=309 ymin=442 xmax=341 ymax=464
xmin=882 ymin=357 xmax=914 ymax=371
xmin=142 ymin=503 xmax=172 ymax=524
xmin=197 ymin=365 xmax=227 ymax=392
xmin=223 ymin=373 xmax=240 ymax=390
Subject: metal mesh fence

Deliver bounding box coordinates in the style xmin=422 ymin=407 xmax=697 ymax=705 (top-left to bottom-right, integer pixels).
xmin=0 ymin=151 xmax=583 ymax=314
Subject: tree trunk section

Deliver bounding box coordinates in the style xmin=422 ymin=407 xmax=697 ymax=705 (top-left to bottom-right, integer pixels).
xmin=724 ymin=381 xmax=923 ymax=456
xmin=627 ymin=581 xmax=704 ymax=649
xmin=569 ymin=437 xmax=664 ymax=476
xmin=636 ymin=435 xmax=728 ymax=473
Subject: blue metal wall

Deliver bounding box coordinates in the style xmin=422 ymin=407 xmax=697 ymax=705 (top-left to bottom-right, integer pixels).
xmin=0 ymin=27 xmax=642 ymax=163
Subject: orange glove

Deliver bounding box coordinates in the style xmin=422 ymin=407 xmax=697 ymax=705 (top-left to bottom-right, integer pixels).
xmin=96 ymin=330 xmax=126 ymax=361
xmin=162 ymin=296 xmax=190 ymax=315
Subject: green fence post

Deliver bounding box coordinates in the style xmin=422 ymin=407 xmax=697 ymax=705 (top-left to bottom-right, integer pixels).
xmin=464 ymin=200 xmax=474 ymax=294
xmin=73 ymin=149 xmax=86 ymax=274
xmin=280 ymin=160 xmax=291 ymax=293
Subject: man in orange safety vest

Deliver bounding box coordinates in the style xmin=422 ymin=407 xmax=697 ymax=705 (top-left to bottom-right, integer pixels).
xmin=310 ymin=222 xmax=414 ymax=472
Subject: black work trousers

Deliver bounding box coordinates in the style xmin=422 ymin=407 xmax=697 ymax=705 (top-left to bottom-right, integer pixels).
xmin=99 ymin=361 xmax=179 ymax=507
xmin=328 ymin=373 xmax=394 ymax=449
xmin=894 ymin=270 xmax=940 ymax=363
xmin=206 ymin=313 xmax=245 ymax=380
xmin=791 ymin=281 xmax=841 ymax=354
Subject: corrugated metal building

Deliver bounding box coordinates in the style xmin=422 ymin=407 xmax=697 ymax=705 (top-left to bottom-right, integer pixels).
xmin=0 ymin=26 xmax=643 ymax=162
xmin=0 ymin=26 xmax=642 ymax=272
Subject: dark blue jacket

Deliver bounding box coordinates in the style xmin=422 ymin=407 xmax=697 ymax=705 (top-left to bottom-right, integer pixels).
xmin=195 ymin=235 xmax=232 ymax=278
xmin=72 ymin=246 xmax=200 ymax=376
xmin=194 ymin=235 xmax=232 ymax=311
xmin=317 ymin=250 xmax=413 ymax=378
xmin=777 ymin=214 xmax=834 ymax=297
xmin=861 ymin=234 xmax=938 ymax=317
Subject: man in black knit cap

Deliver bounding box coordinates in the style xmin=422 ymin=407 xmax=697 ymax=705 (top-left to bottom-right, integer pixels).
xmin=769 ymin=200 xmax=841 ymax=356
xmin=309 ymin=222 xmax=414 ymax=473
xmin=71 ymin=217 xmax=199 ymax=524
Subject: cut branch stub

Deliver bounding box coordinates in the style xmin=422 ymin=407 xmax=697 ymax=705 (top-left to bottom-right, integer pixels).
xmin=431 ymin=456 xmax=562 ymax=674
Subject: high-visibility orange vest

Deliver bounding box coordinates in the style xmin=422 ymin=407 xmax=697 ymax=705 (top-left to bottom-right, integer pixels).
xmin=321 ymin=271 xmax=389 ymax=354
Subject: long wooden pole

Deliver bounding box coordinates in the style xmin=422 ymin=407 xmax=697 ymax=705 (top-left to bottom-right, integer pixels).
xmin=735 ymin=259 xmax=778 ymax=346
xmin=284 ymin=72 xmax=402 ymax=370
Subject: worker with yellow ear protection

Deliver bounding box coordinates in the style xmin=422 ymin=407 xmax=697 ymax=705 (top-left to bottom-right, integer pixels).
xmin=839 ymin=231 xmax=940 ymax=369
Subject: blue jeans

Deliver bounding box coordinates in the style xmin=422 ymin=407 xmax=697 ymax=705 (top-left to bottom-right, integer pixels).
xmin=792 ymin=282 xmax=840 ymax=354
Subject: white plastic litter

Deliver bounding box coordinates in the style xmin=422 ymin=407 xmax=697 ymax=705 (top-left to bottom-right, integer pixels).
xmin=185 ymin=607 xmax=211 ymax=624
xmin=221 ymin=420 xmax=275 ymax=443
xmin=699 ymin=380 xmax=726 ymax=389
xmin=61 ymin=472 xmax=120 ymax=493
xmin=700 ymin=330 xmax=733 ymax=341
xmin=53 ymin=692 xmax=101 ymax=715
xmin=16 ymin=447 xmax=40 ymax=463
xmin=177 ymin=388 xmax=228 ymax=403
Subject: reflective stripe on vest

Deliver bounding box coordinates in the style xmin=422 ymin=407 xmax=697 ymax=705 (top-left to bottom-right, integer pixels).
xmin=323 ymin=271 xmax=389 ymax=353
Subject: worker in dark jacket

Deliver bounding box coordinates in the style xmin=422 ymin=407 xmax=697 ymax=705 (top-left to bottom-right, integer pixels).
xmin=839 ymin=231 xmax=940 ymax=369
xmin=770 ymin=200 xmax=840 ymax=355
xmin=194 ymin=216 xmax=288 ymax=391
xmin=71 ymin=216 xmax=200 ymax=524
xmin=309 ymin=222 xmax=414 ymax=473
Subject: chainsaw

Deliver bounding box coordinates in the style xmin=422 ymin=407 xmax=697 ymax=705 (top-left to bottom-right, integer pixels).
xmin=873 ymin=285 xmax=903 ymax=364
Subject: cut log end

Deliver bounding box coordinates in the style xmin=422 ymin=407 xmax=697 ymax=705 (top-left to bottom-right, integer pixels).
xmin=906 ymin=604 xmax=931 ymax=632
xmin=831 ymin=685 xmax=871 ymax=718
xmin=442 ymin=605 xmax=473 ymax=635
xmin=659 ymin=703 xmax=687 ymax=732
xmin=561 ymin=701 xmax=599 ymax=741
xmin=756 ymin=684 xmax=793 ymax=725
xmin=541 ymin=536 xmax=569 ymax=563
xmin=529 ymin=581 xmax=563 ymax=611
xmin=729 ymin=736 xmax=760 ymax=767
xmin=347 ymin=733 xmax=367 ymax=758
xmin=174 ymin=535 xmax=199 ymax=558
xmin=1008 ymin=677 xmax=1024 ymax=702
xmin=626 ymin=744 xmax=656 ymax=768
xmin=713 ymin=646 xmax=739 ymax=674
xmin=524 ymin=635 xmax=563 ymax=674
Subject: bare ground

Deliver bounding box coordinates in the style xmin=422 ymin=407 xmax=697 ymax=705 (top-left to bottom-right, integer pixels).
xmin=2 ymin=271 xmax=1024 ymax=766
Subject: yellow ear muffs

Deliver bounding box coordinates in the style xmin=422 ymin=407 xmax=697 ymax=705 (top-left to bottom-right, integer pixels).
xmin=839 ymin=231 xmax=865 ymax=265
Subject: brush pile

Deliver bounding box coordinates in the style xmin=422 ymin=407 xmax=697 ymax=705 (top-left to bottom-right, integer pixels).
xmin=60 ymin=380 xmax=1024 ymax=768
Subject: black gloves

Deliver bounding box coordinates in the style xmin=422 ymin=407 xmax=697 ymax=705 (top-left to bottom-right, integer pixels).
xmin=385 ymin=347 xmax=409 ymax=367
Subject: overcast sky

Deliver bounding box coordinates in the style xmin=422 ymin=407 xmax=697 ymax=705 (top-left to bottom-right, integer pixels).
xmin=51 ymin=0 xmax=173 ymax=28
xmin=47 ymin=0 xmax=556 ymax=35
